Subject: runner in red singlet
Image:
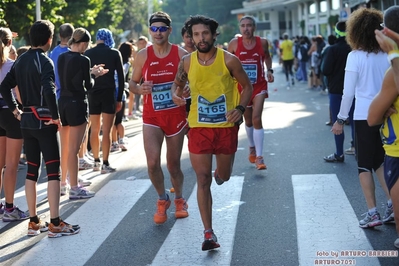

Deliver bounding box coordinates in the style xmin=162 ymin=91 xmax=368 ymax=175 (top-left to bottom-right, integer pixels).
xmin=129 ymin=11 xmax=189 ymax=225
xmin=228 ymin=15 xmax=274 ymax=170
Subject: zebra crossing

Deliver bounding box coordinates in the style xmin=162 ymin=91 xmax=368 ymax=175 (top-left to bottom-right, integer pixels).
xmin=1 ymin=67 xmax=399 ymax=265
xmin=1 ymin=172 xmax=396 ymax=265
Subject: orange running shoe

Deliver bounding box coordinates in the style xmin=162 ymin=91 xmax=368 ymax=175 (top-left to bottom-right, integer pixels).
xmin=28 ymin=220 xmax=48 ymax=236
xmin=154 ymin=198 xmax=171 ymax=224
xmin=255 ymin=156 xmax=267 ymax=170
xmin=48 ymin=220 xmax=80 ymax=238
xmin=174 ymin=198 xmax=189 ymax=218
xmin=249 ymin=146 xmax=256 ymax=163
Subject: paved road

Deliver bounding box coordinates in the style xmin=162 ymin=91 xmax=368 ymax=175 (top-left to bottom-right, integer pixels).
xmin=1 ymin=62 xmax=398 ymax=266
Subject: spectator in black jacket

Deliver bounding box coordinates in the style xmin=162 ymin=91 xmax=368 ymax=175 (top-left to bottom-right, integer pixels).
xmin=84 ymin=28 xmax=124 ymax=174
xmin=0 ymin=20 xmax=80 ymax=237
xmin=321 ymin=21 xmax=355 ymax=163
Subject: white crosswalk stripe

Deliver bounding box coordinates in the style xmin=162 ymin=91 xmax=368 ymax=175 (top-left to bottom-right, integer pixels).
xmin=1 ymin=173 xmax=397 ymax=265
xmin=15 ymin=179 xmax=152 ymax=266
xmin=152 ymin=176 xmax=244 ymax=265
xmin=293 ymin=174 xmax=381 ymax=266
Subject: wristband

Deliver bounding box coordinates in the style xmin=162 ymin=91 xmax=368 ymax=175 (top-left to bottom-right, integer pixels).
xmin=388 ymin=52 xmax=399 ymax=62
xmin=388 ymin=49 xmax=399 ymax=55
xmin=235 ymin=105 xmax=245 ymax=115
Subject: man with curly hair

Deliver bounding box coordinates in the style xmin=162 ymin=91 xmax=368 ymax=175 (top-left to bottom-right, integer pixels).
xmin=331 ymin=8 xmax=392 ymax=228
xmin=172 ymin=15 xmax=252 ymax=250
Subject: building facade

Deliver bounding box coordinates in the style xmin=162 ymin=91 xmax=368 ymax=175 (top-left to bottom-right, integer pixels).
xmin=231 ymin=0 xmax=398 ymax=41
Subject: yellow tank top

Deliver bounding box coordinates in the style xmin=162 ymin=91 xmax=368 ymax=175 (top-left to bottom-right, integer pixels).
xmin=381 ymin=95 xmax=399 ymax=157
xmin=280 ymin=40 xmax=294 ymax=61
xmin=187 ymin=48 xmax=240 ymax=128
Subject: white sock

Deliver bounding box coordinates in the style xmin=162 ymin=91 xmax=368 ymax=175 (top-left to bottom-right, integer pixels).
xmin=245 ymin=125 xmax=255 ymax=147
xmin=368 ymin=207 xmax=377 ymax=215
xmin=254 ymin=128 xmax=264 ymax=157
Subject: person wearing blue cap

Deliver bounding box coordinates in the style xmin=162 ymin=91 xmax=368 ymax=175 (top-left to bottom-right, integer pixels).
xmin=84 ymin=28 xmax=125 ymax=174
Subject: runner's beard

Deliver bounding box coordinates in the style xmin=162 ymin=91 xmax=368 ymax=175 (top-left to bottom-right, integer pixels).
xmin=195 ymin=39 xmax=215 ymax=53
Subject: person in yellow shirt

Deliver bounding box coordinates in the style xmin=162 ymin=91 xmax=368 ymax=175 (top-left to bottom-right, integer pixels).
xmin=172 ymin=15 xmax=252 ymax=251
xmin=280 ymin=33 xmax=295 ymax=88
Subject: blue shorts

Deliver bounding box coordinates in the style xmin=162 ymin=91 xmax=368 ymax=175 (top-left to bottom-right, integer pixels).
xmin=384 ymin=155 xmax=399 ymax=192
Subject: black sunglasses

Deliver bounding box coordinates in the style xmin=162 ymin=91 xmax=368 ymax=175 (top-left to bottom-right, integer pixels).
xmin=150 ymin=26 xmax=169 ymax=33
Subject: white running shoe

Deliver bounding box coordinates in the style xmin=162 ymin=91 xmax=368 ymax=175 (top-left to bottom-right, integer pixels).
xmin=101 ymin=164 xmax=116 ymax=174
xmin=93 ymin=162 xmax=101 ymax=171
xmin=69 ymin=187 xmax=95 ymax=200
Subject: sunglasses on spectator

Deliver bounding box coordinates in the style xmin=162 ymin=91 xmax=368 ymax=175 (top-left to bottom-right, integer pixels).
xmin=150 ymin=26 xmax=170 ymax=33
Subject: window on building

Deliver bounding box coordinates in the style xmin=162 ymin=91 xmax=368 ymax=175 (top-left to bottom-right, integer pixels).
xmin=331 ymin=0 xmax=340 ymax=10
xmin=264 ymin=12 xmax=270 ymax=21
xmin=309 ymin=3 xmax=316 ymax=14
xmin=383 ymin=0 xmax=395 ymax=9
xmin=320 ymin=0 xmax=327 ymax=12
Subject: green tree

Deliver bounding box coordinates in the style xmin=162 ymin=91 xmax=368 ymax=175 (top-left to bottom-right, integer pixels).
xmin=60 ymin=0 xmax=103 ymax=29
xmin=118 ymin=0 xmax=148 ymax=42
xmin=93 ymin=0 xmax=124 ymax=36
xmin=2 ymin=0 xmax=66 ymax=45
xmin=162 ymin=0 xmax=243 ymax=44
xmin=162 ymin=0 xmax=190 ymax=44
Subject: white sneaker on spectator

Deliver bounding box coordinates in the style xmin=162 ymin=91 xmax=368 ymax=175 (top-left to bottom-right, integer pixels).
xmin=110 ymin=142 xmax=119 ymax=152
xmin=101 ymin=164 xmax=116 ymax=174
xmin=93 ymin=161 xmax=101 ymax=171
xmin=345 ymin=147 xmax=355 ymax=155
xmin=78 ymin=177 xmax=92 ymax=187
xmin=61 ymin=182 xmax=69 ymax=196
xmin=79 ymin=158 xmax=93 ymax=170
xmin=69 ymin=187 xmax=95 ymax=200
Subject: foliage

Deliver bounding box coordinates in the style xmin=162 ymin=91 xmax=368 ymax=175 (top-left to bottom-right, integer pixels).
xmin=163 ymin=0 xmax=243 ymax=44
xmin=0 ymin=0 xmax=245 ymax=47
xmin=2 ymin=0 xmax=66 ymax=45
xmin=93 ymin=0 xmax=125 ymax=36
xmin=118 ymin=0 xmax=148 ymax=42
xmin=60 ymin=0 xmax=103 ymax=29
xmin=328 ymin=15 xmax=339 ymax=29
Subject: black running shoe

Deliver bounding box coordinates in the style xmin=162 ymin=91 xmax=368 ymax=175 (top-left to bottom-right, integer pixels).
xmin=202 ymin=229 xmax=220 ymax=251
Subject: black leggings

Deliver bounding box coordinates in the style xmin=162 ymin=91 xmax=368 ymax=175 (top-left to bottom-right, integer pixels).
xmin=114 ymin=101 xmax=125 ymax=126
xmin=283 ymin=59 xmax=294 ymax=81
xmin=22 ymin=126 xmax=60 ymax=182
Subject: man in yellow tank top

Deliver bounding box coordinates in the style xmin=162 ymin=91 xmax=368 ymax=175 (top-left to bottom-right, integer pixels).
xmin=171 ymin=15 xmax=253 ymax=251
xmin=369 ymin=5 xmax=399 ymax=248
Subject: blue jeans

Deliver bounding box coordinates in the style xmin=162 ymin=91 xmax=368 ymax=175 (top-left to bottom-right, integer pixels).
xmin=299 ymin=61 xmax=307 ymax=82
xmin=329 ymin=93 xmax=355 ymax=156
